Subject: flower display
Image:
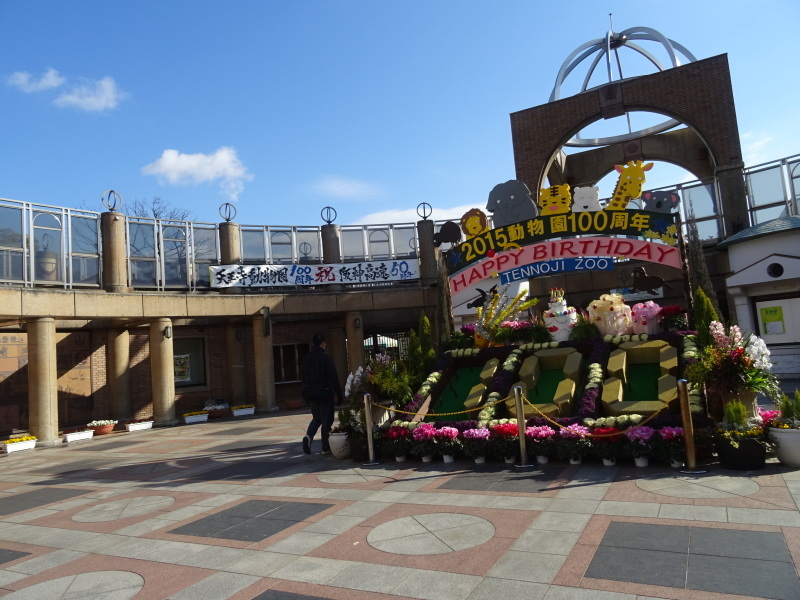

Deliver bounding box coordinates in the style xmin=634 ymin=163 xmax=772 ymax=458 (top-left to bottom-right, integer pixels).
xmin=231 ymin=405 xmax=255 ymax=410
xmin=4 ymin=436 xmax=37 ymax=444
xmin=490 ymin=423 xmax=520 ymax=459
xmin=124 ymin=418 xmax=154 ymax=424
xmin=659 ymin=305 xmax=688 ymax=331
xmin=382 ymin=425 xmax=412 ymax=457
xmin=460 ymin=428 xmax=490 ymax=458
xmin=525 ymin=425 xmax=556 ymax=457
xmin=182 ymin=411 xmax=208 ymax=417
xmin=630 ymin=301 xmax=661 ymax=335
xmin=586 ymin=294 xmax=632 ymax=336
xmin=685 ymin=322 xmax=780 ymax=420
xmin=654 ymin=426 xmax=685 ymax=463
xmin=411 ymin=422 xmax=437 ymax=457
xmin=592 ymin=426 xmax=623 ymax=460
xmin=87 ymin=420 xmax=118 ymax=427
xmin=472 ymin=285 xmax=539 ymax=348
xmin=556 ymin=424 xmax=592 ymax=461
xmin=623 ymin=425 xmax=656 ymax=458
xmin=434 ymin=426 xmax=461 ymax=456
xmin=764 ymin=391 xmax=800 ymax=430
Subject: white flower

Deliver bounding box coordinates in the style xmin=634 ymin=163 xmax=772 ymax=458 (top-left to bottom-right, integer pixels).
xmin=746 ymin=335 xmax=772 ymax=371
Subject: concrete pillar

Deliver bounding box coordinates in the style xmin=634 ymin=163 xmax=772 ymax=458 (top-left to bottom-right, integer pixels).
xmin=252 ymin=311 xmax=277 ymax=412
xmin=27 ymin=318 xmax=59 ymax=447
xmin=328 ymin=326 xmax=348 ymax=393
xmin=226 ymin=325 xmax=248 ymax=405
xmin=219 ymin=222 xmax=241 ymax=264
xmin=100 ymin=211 xmax=129 ymax=293
xmin=345 ymin=311 xmax=365 ymax=374
xmin=417 ymin=219 xmax=439 ymax=286
xmin=150 ymin=318 xmax=177 ymax=426
xmin=321 ymin=224 xmax=341 ymax=263
xmin=108 ymin=328 xmax=132 ymax=421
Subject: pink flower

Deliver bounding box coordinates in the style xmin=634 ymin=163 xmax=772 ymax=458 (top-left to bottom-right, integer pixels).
xmin=624 ymin=426 xmax=655 ymax=444
xmin=435 ymin=426 xmax=459 ymax=440
xmin=525 ymin=426 xmax=556 ymax=440
xmin=412 ymin=423 xmax=436 ymax=441
xmin=658 ymin=427 xmax=684 ymax=441
xmin=560 ymin=424 xmax=590 ymax=439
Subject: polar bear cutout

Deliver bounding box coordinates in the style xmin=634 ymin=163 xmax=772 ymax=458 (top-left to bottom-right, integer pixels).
xmin=572 ymin=186 xmax=601 ymax=212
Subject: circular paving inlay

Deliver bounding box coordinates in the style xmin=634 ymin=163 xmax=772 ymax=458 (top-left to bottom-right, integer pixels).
xmin=317 ymin=468 xmax=398 ymax=484
xmin=367 ymin=513 xmax=495 ymax=555
xmin=637 ymin=473 xmax=760 ymax=498
xmin=4 ymin=571 xmax=143 ymax=599
xmin=72 ymin=495 xmax=175 ymax=522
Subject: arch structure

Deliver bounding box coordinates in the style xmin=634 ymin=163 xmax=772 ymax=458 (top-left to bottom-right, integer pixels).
xmin=510 ymin=54 xmax=748 ymax=236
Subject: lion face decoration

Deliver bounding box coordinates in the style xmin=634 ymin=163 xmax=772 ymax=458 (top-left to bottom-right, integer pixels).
xmin=538 ymin=184 xmax=572 ymax=215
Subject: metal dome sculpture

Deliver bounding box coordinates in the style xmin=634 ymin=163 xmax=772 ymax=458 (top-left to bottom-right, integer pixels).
xmin=550 ymin=23 xmax=698 ymax=147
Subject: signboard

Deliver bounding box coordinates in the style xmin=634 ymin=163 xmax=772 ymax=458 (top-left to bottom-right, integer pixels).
xmin=449 ymin=237 xmax=681 ymax=294
xmin=210 ymin=260 xmax=419 ymax=288
xmin=610 ymin=287 xmax=665 ymax=302
xmin=500 ymin=257 xmax=613 ymax=285
xmin=760 ymin=306 xmax=785 ymax=335
xmin=444 ymin=210 xmax=678 ymax=275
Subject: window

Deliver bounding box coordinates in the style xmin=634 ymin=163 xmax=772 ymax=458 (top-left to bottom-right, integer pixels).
xmin=174 ymin=337 xmax=207 ymax=388
xmin=273 ymin=343 xmax=310 ymax=383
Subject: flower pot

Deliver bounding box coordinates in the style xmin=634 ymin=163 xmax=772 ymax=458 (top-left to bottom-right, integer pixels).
xmin=232 ymin=407 xmax=255 ymax=418
xmin=602 ymin=458 xmax=616 ymax=466
xmin=442 ymin=454 xmax=455 ymax=463
xmin=90 ymin=424 xmax=115 ymax=435
xmin=64 ymin=430 xmax=94 ymax=443
xmin=328 ymin=432 xmax=351 ymax=459
xmin=421 ymin=455 xmax=433 ymax=463
xmin=395 ymin=454 xmax=406 ymax=463
xmin=125 ymin=421 xmax=153 ymax=432
xmin=716 ymin=438 xmax=766 ymax=470
xmin=569 ymin=457 xmax=582 ymax=465
xmin=208 ymin=409 xmax=227 ymax=419
xmin=504 ymin=456 xmax=516 ymax=464
xmin=474 ymin=456 xmax=486 ymax=464
xmin=670 ymin=458 xmax=683 ymax=468
xmin=634 ymin=456 xmax=649 ymax=467
xmin=183 ymin=414 xmax=209 ymax=425
xmin=3 ymin=440 xmax=36 ymax=453
xmin=769 ymin=428 xmax=800 ymax=468
xmin=536 ymin=455 xmax=549 ymax=464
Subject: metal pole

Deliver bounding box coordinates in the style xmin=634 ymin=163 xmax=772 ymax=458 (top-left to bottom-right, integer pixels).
xmin=677 ymin=379 xmax=707 ymax=474
xmin=362 ymin=393 xmax=380 ymax=466
xmin=513 ymin=386 xmax=534 ymax=468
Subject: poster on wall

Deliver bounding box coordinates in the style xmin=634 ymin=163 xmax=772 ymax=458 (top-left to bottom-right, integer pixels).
xmin=174 ymin=355 xmax=191 ymax=383
xmin=210 ymin=260 xmax=418 ymax=288
xmin=760 ymin=306 xmax=785 ymax=335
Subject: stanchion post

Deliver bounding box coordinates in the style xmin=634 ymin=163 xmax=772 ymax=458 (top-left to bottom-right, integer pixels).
xmin=514 ymin=386 xmax=533 ymax=468
xmin=362 ymin=393 xmax=380 ymax=466
xmin=677 ymin=378 xmax=706 ymax=473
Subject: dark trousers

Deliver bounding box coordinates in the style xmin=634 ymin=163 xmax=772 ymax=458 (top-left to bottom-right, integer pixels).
xmin=305 ymin=397 xmax=334 ymax=450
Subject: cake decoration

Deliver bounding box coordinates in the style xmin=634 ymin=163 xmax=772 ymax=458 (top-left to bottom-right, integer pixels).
xmin=542 ymin=288 xmax=578 ymax=343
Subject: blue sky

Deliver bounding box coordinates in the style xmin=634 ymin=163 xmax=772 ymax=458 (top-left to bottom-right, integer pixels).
xmin=2 ymin=0 xmax=799 ymax=227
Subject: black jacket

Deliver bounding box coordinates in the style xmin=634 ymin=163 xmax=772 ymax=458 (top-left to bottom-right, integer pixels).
xmin=300 ymin=347 xmax=342 ymax=401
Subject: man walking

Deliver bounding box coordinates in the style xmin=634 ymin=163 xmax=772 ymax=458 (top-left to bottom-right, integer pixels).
xmin=300 ymin=333 xmax=343 ymax=455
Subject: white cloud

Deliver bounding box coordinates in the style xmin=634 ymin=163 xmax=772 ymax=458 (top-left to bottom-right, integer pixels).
xmin=741 ymin=132 xmax=774 ymax=167
xmin=7 ymin=68 xmax=65 ymax=92
xmin=310 ymin=176 xmax=383 ymax=200
xmin=353 ymin=203 xmax=478 ymax=225
xmin=141 ymin=146 xmax=253 ymax=202
xmin=54 ymin=76 xmax=127 ymax=111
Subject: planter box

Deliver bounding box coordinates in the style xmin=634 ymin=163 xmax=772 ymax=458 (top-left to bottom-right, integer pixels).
xmin=716 ymin=438 xmax=766 ymax=470
xmin=64 ymin=430 xmax=94 ymax=444
xmin=183 ymin=414 xmax=209 ymax=424
xmin=207 ymin=409 xmax=228 ymax=419
xmin=90 ymin=424 xmax=115 ymax=435
xmin=232 ymin=408 xmax=255 ymax=417
xmin=126 ymin=421 xmax=154 ymax=432
xmin=770 ymin=427 xmax=800 ymax=467
xmin=3 ymin=440 xmax=36 ymax=453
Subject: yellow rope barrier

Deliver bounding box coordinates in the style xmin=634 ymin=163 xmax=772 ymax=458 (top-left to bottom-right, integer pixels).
xmin=370 ymin=395 xmax=508 ymax=417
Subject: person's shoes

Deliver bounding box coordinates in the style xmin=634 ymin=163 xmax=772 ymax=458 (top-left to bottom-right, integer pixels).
xmin=320 ymin=448 xmax=331 ymax=455
xmin=302 ymin=435 xmax=311 ymax=455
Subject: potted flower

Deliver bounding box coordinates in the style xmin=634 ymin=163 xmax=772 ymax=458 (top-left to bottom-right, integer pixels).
xmin=714 ymin=400 xmax=769 ymax=470
xmin=2 ymin=436 xmax=37 ymax=453
xmin=182 ymin=411 xmax=209 ymax=424
xmin=525 ymin=425 xmax=557 ymax=463
xmin=434 ymin=426 xmax=461 ymax=463
xmin=87 ymin=420 xmax=118 ymax=435
xmin=655 ymin=426 xmax=685 ymax=467
xmin=63 ymin=427 xmax=94 ymax=443
xmin=411 ymin=422 xmax=437 ymax=462
xmin=333 ymin=366 xmax=371 ymax=460
xmin=204 ymin=401 xmax=229 ymax=419
xmin=624 ymin=425 xmax=655 ymax=466
xmin=490 ymin=423 xmax=520 ymax=463
xmin=556 ymin=424 xmax=592 ymax=464
xmin=659 ymin=304 xmax=688 ymax=331
xmin=461 ymin=428 xmax=490 ymax=463
xmin=592 ymin=426 xmax=623 ymax=466
xmin=124 ymin=418 xmax=154 ymax=432
xmin=381 ymin=425 xmax=412 ymax=462
xmin=685 ymin=321 xmax=780 ymax=421
xmin=231 ymin=405 xmax=256 ymax=418
xmin=766 ymin=391 xmax=800 ymax=467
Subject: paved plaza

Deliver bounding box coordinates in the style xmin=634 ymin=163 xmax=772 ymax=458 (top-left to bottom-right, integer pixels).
xmin=0 ymin=411 xmax=799 ymax=600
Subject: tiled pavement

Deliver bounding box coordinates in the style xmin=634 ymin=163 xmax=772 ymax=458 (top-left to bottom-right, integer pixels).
xmin=0 ymin=411 xmax=798 ymax=600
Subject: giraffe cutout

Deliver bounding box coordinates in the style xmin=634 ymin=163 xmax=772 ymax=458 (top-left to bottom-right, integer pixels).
xmin=604 ymin=160 xmax=654 ymax=211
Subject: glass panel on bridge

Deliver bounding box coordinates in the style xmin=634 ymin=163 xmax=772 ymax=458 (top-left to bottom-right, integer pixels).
xmin=242 ymin=229 xmax=266 ymax=262
xmin=747 ymin=166 xmax=785 ymax=207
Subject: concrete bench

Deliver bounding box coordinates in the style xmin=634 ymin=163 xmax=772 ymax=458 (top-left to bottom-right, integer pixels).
xmin=607 ymin=349 xmax=627 ymax=383
xmin=480 ymin=358 xmax=500 ymax=386
xmin=535 ymin=347 xmax=578 ymax=371
xmin=601 ymin=375 xmax=672 ymax=417
xmin=659 ymin=346 xmax=678 ymax=376
xmin=506 ymin=381 xmax=559 ymax=419
xmin=619 ymin=339 xmax=669 ymax=364
xmin=463 ymin=382 xmax=487 ymax=411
